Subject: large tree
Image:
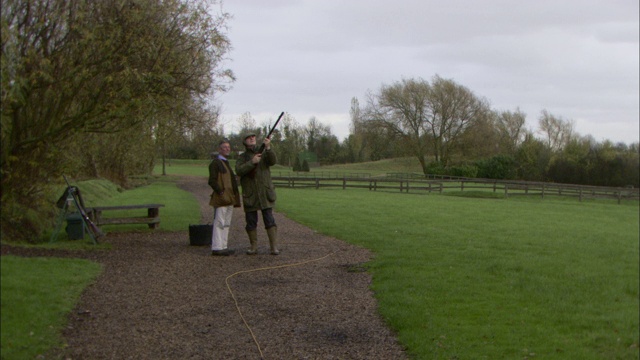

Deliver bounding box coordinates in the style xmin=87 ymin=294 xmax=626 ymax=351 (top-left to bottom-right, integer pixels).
xmin=428 ymin=75 xmax=491 ymax=166
xmin=1 ymin=0 xmax=233 ymax=239
xmin=304 ymin=116 xmax=337 ymax=164
xmin=364 ymin=76 xmax=490 ymax=174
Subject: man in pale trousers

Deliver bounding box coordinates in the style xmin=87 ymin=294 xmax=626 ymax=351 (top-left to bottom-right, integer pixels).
xmin=208 ymin=139 xmax=240 ymax=256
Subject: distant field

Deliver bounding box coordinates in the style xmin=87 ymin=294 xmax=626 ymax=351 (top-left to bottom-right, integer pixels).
xmin=153 ymin=157 xmax=425 ymax=178
xmin=154 ymin=159 xmax=212 ymax=177
xmin=153 ymin=159 xmax=638 ymax=205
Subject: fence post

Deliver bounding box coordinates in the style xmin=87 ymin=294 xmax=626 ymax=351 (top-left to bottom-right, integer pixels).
xmin=493 ymin=181 xmax=497 ymax=193
xmin=461 ymin=181 xmax=464 ymax=191
xmin=618 ymin=191 xmax=622 ymax=204
xmin=343 ymin=177 xmax=346 ymax=190
xmin=400 ymin=181 xmax=403 ymax=193
xmin=504 ymin=184 xmax=509 ymax=198
xmin=315 ymin=179 xmax=320 ymax=189
xmin=579 ymin=188 xmax=583 ymax=202
xmin=541 ymin=184 xmax=545 ymax=199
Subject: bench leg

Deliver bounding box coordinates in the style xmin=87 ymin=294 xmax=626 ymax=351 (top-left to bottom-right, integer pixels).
xmin=93 ymin=210 xmax=103 ymax=226
xmin=148 ymin=208 xmax=160 ymax=229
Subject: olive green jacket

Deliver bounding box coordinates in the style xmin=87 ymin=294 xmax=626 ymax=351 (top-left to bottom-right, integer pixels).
xmin=235 ymin=146 xmax=277 ymax=212
xmin=208 ymin=157 xmax=239 ymax=208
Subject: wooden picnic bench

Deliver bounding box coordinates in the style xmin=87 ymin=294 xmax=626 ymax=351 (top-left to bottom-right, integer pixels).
xmin=86 ymin=204 xmax=165 ymax=229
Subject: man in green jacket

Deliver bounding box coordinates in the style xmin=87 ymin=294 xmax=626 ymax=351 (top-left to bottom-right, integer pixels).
xmin=235 ymin=132 xmax=279 ymax=255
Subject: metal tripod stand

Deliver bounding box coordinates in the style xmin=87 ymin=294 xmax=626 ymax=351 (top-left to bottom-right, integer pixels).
xmin=50 ymin=185 xmax=99 ymax=244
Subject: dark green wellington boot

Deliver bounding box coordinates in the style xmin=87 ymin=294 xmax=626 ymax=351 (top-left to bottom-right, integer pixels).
xmin=267 ymin=226 xmax=279 ymax=255
xmin=246 ymin=229 xmax=258 ymax=255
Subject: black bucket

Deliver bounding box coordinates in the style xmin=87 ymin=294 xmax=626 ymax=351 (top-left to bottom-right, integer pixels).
xmin=189 ymin=224 xmax=212 ymax=246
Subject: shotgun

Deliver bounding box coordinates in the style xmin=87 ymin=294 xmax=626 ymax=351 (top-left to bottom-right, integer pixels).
xmin=257 ymin=111 xmax=285 ymax=154
xmin=63 ymin=175 xmax=104 ymax=241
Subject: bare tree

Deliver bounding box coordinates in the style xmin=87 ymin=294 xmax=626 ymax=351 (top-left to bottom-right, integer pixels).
xmin=235 ymin=112 xmax=257 ymax=133
xmin=364 ymin=76 xmax=490 ymax=174
xmin=363 ymin=79 xmax=431 ymax=172
xmin=538 ymin=109 xmax=575 ymax=152
xmin=496 ymin=108 xmax=527 ymax=152
xmin=428 ymin=75 xmax=491 ymax=165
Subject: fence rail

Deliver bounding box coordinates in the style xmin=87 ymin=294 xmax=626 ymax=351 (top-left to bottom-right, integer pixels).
xmin=271 ymin=175 xmax=639 ymax=204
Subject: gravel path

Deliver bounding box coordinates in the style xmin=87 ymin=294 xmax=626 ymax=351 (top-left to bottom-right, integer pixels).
xmin=3 ymin=176 xmax=407 ymax=359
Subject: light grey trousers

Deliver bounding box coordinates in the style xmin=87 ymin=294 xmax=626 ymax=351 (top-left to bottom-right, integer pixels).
xmin=211 ymin=205 xmax=233 ymax=250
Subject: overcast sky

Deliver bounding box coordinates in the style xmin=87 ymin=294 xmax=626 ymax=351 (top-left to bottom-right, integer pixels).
xmin=215 ymin=0 xmax=639 ymax=145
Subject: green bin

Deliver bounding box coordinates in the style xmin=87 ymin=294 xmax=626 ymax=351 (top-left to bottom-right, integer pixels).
xmin=65 ymin=212 xmax=84 ymax=240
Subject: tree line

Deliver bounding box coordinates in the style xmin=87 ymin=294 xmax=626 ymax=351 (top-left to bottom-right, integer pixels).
xmin=1 ymin=1 xmax=637 ymax=242
xmin=173 ymin=77 xmax=638 ymax=189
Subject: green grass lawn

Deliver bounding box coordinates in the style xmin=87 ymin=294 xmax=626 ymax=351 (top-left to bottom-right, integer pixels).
xmin=275 ymin=188 xmax=639 ymax=359
xmin=1 ymin=256 xmax=102 ymax=359
xmin=154 ymin=159 xmax=212 ymax=177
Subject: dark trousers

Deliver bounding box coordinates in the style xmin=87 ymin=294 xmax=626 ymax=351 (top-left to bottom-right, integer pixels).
xmin=245 ymin=208 xmax=276 ymax=231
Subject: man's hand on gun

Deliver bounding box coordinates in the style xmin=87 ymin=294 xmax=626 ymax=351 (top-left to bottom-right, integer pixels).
xmin=252 ymin=137 xmax=272 ymax=164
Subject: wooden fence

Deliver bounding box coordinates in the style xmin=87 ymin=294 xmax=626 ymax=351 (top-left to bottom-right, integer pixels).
xmin=271 ymin=174 xmax=639 ymax=204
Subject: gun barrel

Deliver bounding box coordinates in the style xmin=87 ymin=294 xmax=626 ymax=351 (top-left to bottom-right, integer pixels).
xmin=258 ymin=111 xmax=285 ymax=153
xmin=266 ymin=112 xmax=285 ymax=139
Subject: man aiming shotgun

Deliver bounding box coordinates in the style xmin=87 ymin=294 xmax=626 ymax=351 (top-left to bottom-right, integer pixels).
xmin=235 ymin=112 xmax=283 ymax=255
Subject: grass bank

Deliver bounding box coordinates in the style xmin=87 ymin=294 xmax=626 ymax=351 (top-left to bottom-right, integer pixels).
xmin=1 ymin=256 xmax=102 ymax=359
xmin=49 ymin=175 xmax=200 ymax=237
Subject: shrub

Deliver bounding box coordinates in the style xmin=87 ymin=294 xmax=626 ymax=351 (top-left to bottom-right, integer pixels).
xmin=476 ymin=155 xmax=516 ymax=179
xmin=301 ymin=159 xmax=310 ymax=172
xmin=449 ymin=164 xmax=478 ymax=178
xmin=293 ymin=156 xmax=302 ymax=171
xmin=426 ymin=162 xmax=446 ymax=176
